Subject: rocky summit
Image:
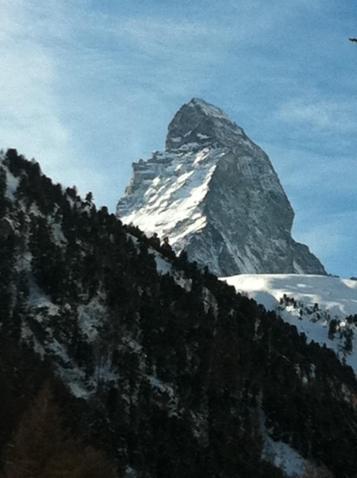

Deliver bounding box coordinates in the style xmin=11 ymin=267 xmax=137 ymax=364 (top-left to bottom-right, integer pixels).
xmin=117 ymin=98 xmax=326 ymax=276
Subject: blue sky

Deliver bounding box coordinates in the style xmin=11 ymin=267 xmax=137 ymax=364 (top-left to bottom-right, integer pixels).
xmin=0 ymin=0 xmax=356 ymax=276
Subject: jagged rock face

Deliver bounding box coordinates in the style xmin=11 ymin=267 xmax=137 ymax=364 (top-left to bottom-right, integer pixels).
xmin=117 ymin=98 xmax=326 ymax=276
xmin=165 ymin=97 xmax=246 ymax=151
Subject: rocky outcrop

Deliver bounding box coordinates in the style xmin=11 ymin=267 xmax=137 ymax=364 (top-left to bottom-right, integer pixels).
xmin=117 ymin=98 xmax=326 ymax=276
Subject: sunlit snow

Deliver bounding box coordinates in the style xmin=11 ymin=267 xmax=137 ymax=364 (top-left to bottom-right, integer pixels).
xmin=119 ymin=146 xmax=222 ymax=246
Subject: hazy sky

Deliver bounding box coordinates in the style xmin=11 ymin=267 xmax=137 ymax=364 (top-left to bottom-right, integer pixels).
xmin=1 ymin=0 xmax=356 ymax=276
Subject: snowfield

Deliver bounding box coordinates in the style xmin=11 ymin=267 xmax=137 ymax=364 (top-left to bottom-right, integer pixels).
xmin=222 ymin=274 xmax=357 ymax=372
xmin=222 ymin=274 xmax=357 ymax=318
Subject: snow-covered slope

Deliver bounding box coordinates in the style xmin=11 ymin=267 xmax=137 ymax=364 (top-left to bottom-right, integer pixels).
xmin=117 ymin=147 xmax=219 ymax=245
xmin=117 ymin=98 xmax=325 ymax=276
xmin=223 ymin=274 xmax=357 ymax=372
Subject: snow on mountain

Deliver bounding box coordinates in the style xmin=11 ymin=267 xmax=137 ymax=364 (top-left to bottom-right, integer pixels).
xmin=117 ymin=98 xmax=326 ymax=277
xmin=223 ymin=274 xmax=357 ymax=372
xmin=118 ymin=147 xmax=221 ymax=244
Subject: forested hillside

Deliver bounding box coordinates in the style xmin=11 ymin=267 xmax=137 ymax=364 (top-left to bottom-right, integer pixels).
xmin=0 ymin=149 xmax=356 ymax=477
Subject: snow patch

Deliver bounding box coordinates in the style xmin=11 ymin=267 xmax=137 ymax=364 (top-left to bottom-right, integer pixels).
xmin=263 ymin=436 xmax=306 ymax=477
xmin=196 ymin=133 xmax=210 ymax=140
xmin=154 ymin=254 xmax=172 ymax=275
xmin=28 ymin=281 xmax=60 ymax=316
xmin=51 ymin=221 xmax=67 ymax=246
xmin=78 ymin=299 xmax=107 ymax=342
xmin=5 ymin=168 xmax=19 ymax=200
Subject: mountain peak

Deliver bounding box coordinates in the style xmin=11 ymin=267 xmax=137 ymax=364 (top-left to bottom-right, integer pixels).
xmin=118 ymin=98 xmax=326 ymax=277
xmin=187 ymin=97 xmax=231 ymax=120
xmin=165 ymin=98 xmax=244 ymax=151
